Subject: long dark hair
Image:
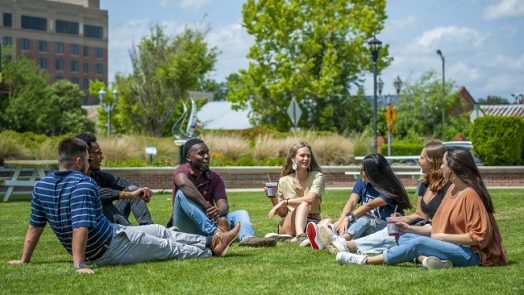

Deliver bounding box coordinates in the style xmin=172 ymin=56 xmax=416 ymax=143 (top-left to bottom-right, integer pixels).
xmin=281 ymin=142 xmax=321 ymax=177
xmin=445 ymin=147 xmax=494 ymax=213
xmin=362 ymin=154 xmax=412 ymax=209
xmin=421 ymin=141 xmax=448 ymax=193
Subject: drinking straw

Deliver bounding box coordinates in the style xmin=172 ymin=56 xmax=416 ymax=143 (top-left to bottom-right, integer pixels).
xmin=267 ymin=174 xmax=272 ymax=183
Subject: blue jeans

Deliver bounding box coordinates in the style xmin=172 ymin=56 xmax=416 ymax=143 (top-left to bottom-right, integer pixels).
xmin=384 ymin=232 xmax=480 ymax=266
xmin=172 ymin=190 xmax=255 ymax=241
xmin=347 ymin=216 xmax=386 ymax=239
xmin=353 ymin=227 xmax=396 ymax=254
xmin=94 ymin=224 xmax=212 ymax=265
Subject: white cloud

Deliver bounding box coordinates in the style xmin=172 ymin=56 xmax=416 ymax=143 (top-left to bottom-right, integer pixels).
xmin=158 ymin=0 xmax=211 ymax=9
xmin=490 ymin=53 xmax=524 ymax=70
xmin=414 ymin=26 xmax=487 ymax=51
xmin=449 ymin=62 xmax=482 ymax=82
xmin=484 ymin=0 xmax=524 ymax=21
xmin=107 ymin=18 xmax=253 ymax=83
xmin=205 ymin=21 xmax=254 ymax=81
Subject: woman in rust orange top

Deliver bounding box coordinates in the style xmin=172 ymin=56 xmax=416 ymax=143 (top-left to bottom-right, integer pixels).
xmin=336 ymin=146 xmax=508 ymax=269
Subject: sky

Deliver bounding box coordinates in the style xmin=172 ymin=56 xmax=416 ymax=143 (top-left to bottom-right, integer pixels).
xmin=100 ymin=0 xmax=524 ymax=101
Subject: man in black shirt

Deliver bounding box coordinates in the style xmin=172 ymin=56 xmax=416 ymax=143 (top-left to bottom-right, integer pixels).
xmin=75 ymin=133 xmax=153 ymax=225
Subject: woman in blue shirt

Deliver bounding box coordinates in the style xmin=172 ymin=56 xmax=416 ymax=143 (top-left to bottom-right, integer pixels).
xmin=333 ymin=154 xmax=412 ymax=241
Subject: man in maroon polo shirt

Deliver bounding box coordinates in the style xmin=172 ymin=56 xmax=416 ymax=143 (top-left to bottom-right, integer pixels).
xmin=170 ymin=138 xmax=275 ymax=247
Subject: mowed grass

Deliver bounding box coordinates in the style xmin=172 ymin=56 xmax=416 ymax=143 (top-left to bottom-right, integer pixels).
xmin=1 ymin=189 xmax=523 ymax=294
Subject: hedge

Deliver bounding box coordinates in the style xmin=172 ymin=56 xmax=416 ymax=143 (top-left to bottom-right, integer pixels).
xmin=380 ymin=142 xmax=423 ymax=156
xmin=470 ymin=116 xmax=524 ymax=165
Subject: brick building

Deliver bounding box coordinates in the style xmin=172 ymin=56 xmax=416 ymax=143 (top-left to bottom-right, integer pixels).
xmin=0 ymin=0 xmax=107 ymax=105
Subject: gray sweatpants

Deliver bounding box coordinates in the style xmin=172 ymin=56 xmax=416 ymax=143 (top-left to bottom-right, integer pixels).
xmin=94 ymin=224 xmax=212 ymax=265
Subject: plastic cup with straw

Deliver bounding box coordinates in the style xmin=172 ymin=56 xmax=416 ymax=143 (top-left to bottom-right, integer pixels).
xmin=265 ymin=174 xmax=277 ymax=197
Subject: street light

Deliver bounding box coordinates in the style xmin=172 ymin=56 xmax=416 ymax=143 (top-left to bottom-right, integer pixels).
xmin=436 ymin=49 xmax=445 ymax=136
xmin=386 ymin=75 xmax=403 ymax=156
xmin=98 ymin=88 xmax=118 ymax=137
xmin=368 ymin=36 xmax=382 ymax=153
xmin=378 ymin=77 xmax=384 ymax=111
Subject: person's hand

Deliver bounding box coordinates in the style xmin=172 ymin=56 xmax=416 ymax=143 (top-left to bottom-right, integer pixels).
xmin=205 ymin=206 xmax=219 ymax=223
xmin=268 ymin=201 xmax=286 ymax=219
xmin=337 ymin=217 xmax=349 ymax=236
xmin=142 ymin=187 xmax=153 ymax=203
xmin=9 ymin=259 xmax=26 ymax=265
xmin=398 ymin=220 xmax=410 ymax=232
xmin=76 ymin=268 xmax=95 ymax=274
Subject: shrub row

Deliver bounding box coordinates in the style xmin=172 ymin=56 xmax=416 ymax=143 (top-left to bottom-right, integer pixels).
xmin=470 ymin=116 xmax=524 ymax=165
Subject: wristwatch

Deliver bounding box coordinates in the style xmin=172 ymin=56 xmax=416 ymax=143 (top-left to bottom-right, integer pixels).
xmin=74 ymin=263 xmax=85 ymax=270
xmin=346 ymin=212 xmax=355 ymax=223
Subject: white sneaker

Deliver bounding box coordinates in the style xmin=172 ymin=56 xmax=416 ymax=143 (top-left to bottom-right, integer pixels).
xmin=306 ymin=222 xmax=324 ymax=250
xmin=333 ymin=235 xmax=349 ymax=253
xmin=299 ymin=238 xmax=311 ymax=247
xmin=422 ymin=256 xmax=453 ymax=270
xmin=336 ymin=252 xmax=367 ymax=265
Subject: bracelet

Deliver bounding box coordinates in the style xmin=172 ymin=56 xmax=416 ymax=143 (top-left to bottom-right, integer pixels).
xmin=119 ymin=191 xmax=126 ymax=199
xmin=74 ymin=263 xmax=85 ymax=270
xmin=346 ymin=212 xmax=355 ymax=222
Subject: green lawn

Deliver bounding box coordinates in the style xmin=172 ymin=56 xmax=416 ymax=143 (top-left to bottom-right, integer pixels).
xmin=1 ymin=189 xmax=523 ymax=294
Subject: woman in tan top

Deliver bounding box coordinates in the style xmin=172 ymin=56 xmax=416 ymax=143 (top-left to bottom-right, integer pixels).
xmin=336 ymin=146 xmax=508 ymax=269
xmin=267 ymin=142 xmax=325 ymax=245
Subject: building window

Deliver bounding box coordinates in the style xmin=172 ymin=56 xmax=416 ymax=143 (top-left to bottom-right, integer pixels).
xmin=38 ymin=40 xmax=48 ymax=52
xmin=55 ymin=59 xmax=64 ymax=71
xmin=3 ymin=36 xmax=12 ymax=46
xmin=21 ymin=15 xmax=47 ymax=31
xmin=83 ymin=46 xmax=89 ymax=57
xmin=84 ymin=24 xmax=103 ymax=39
xmin=83 ymin=62 xmax=89 ymax=74
xmin=95 ymin=63 xmax=103 ymax=75
xmin=56 ymin=19 xmax=79 ymax=35
xmin=39 ymin=58 xmax=47 ymax=69
xmin=83 ymin=79 xmax=89 ymax=90
xmin=55 ymin=42 xmax=64 ymax=54
xmin=95 ymin=47 xmax=103 ymax=59
xmin=70 ymin=44 xmax=79 ymax=55
xmin=21 ymin=38 xmax=30 ymax=50
xmin=3 ymin=13 xmax=12 ymax=27
xmin=71 ymin=77 xmax=79 ymax=85
xmin=71 ymin=60 xmax=79 ymax=72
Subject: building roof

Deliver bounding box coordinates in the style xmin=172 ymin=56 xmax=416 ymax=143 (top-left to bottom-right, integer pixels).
xmin=197 ymin=101 xmax=253 ymax=130
xmin=480 ymin=104 xmax=524 ymax=117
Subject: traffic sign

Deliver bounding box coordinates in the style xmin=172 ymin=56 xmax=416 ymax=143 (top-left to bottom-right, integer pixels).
xmin=385 ymin=105 xmax=397 ymax=124
xmin=287 ymin=98 xmax=302 ymax=128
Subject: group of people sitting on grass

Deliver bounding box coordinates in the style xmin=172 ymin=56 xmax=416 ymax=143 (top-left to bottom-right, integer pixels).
xmin=9 ymin=133 xmax=507 ymax=274
xmin=275 ymin=141 xmax=507 ymax=269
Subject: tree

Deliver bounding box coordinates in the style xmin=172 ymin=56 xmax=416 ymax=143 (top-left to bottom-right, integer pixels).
xmin=0 ymin=50 xmax=94 ymax=135
xmin=393 ymin=70 xmax=468 ymax=140
xmin=115 ymin=26 xmax=218 ymax=136
xmin=477 ymin=95 xmax=509 ymax=105
xmin=228 ymin=0 xmax=389 ymax=132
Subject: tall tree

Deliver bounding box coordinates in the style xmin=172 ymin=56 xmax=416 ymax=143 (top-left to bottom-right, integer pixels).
xmin=0 ymin=50 xmax=94 ymax=135
xmin=477 ymin=95 xmax=509 ymax=105
xmin=115 ymin=26 xmax=218 ymax=136
xmin=228 ymin=0 xmax=389 ymax=132
xmin=394 ymin=70 xmax=468 ymax=140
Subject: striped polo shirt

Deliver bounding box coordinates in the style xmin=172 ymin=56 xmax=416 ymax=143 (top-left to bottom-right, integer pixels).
xmin=30 ymin=170 xmax=112 ymax=261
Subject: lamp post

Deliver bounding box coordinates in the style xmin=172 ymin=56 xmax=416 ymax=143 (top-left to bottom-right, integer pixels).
xmin=98 ymin=88 xmax=118 ymax=137
xmin=368 ymin=36 xmax=382 ymax=153
xmin=378 ymin=77 xmax=384 ymax=111
xmin=436 ymin=49 xmax=446 ymax=136
xmin=389 ymin=75 xmax=403 ymax=156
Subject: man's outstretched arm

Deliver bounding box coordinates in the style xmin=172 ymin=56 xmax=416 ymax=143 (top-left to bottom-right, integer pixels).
xmin=9 ymin=225 xmax=45 ymax=264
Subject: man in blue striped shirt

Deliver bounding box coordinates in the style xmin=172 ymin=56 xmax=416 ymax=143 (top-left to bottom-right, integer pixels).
xmin=9 ymin=137 xmax=240 ymax=274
